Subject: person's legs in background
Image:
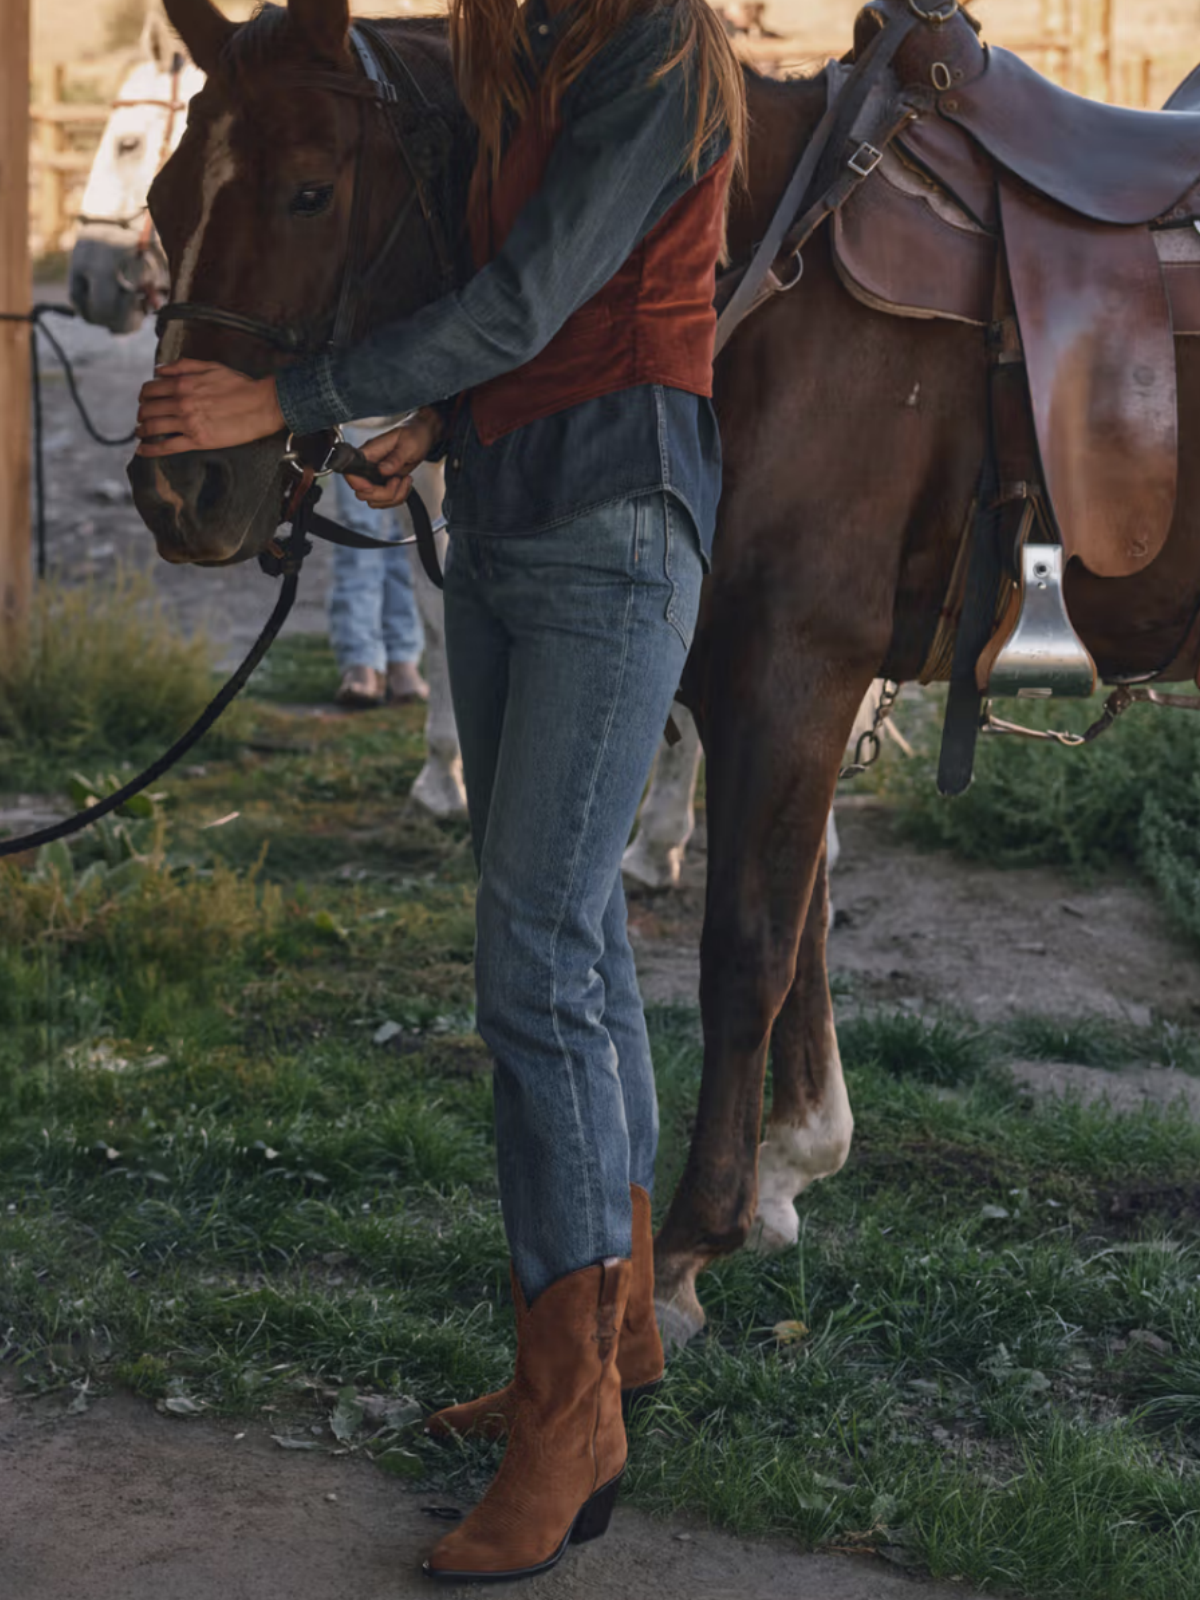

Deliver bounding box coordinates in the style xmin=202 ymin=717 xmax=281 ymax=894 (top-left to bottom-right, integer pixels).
xmin=326 ymin=421 xmax=428 ymax=708
xmin=380 ymin=538 xmax=428 ymax=704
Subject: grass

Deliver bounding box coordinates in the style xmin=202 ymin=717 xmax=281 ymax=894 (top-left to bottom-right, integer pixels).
xmin=874 ymin=686 xmax=1200 ymax=946
xmin=2 ymin=641 xmax=1200 ymax=1598
xmin=0 ymin=569 xmax=246 ymax=794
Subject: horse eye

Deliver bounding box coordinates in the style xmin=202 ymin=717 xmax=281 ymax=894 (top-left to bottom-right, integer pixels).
xmin=289 ymin=184 xmax=334 ymax=218
xmin=117 ymin=134 xmax=143 ymax=158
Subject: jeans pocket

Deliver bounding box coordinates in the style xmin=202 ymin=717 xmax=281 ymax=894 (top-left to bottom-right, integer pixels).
xmin=662 ymin=497 xmax=703 ymax=652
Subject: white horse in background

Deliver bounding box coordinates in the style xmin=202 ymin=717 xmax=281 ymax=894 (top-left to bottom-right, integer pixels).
xmin=622 ymin=687 xmax=899 ymax=893
xmin=69 ymin=8 xmax=204 ymax=333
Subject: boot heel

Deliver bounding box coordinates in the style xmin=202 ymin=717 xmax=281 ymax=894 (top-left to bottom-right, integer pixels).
xmin=571 ymin=1472 xmax=623 ymax=1544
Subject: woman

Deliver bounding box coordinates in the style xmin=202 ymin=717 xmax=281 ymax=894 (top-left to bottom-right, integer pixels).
xmin=136 ymin=0 xmax=744 ymax=1581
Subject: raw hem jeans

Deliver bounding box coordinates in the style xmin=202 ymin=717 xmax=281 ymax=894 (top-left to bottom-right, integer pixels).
xmin=443 ymin=492 xmax=704 ymax=1302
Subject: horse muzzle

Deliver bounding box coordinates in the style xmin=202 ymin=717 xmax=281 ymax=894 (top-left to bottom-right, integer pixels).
xmin=127 ymin=438 xmax=287 ymax=566
xmin=69 ymin=234 xmax=153 ymax=335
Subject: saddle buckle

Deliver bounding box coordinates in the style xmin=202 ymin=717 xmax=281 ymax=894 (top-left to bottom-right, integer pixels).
xmin=848 ymin=142 xmax=884 ymax=178
xmin=984 ymin=540 xmax=1097 ymax=701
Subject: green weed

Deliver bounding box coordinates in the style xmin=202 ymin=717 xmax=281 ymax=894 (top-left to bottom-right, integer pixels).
xmin=0 ymin=569 xmax=243 ymax=791
xmin=880 ymin=688 xmax=1200 ymax=943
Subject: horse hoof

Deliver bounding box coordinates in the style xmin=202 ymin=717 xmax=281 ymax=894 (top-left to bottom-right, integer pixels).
xmin=411 ymin=763 xmax=468 ymax=819
xmin=748 ymin=1199 xmax=800 ymax=1255
xmin=655 ymin=1293 xmax=706 ymax=1353
xmin=621 ymin=842 xmax=683 ymax=892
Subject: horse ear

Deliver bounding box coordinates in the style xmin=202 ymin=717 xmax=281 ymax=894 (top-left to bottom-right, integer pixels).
xmin=287 ymin=0 xmax=352 ymax=61
xmin=162 ymin=0 xmax=236 ymax=74
xmin=141 ymin=0 xmax=189 ymax=71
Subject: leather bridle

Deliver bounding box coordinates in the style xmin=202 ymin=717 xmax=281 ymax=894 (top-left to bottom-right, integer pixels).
xmin=152 ymin=22 xmax=459 ymax=586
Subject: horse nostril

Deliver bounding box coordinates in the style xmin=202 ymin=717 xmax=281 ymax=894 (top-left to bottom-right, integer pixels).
xmin=197 ymin=459 xmax=230 ymax=518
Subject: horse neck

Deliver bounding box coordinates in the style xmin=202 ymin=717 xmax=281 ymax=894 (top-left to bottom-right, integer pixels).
xmin=730 ymin=67 xmax=830 ymax=263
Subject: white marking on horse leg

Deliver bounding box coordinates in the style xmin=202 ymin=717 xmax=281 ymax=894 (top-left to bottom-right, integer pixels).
xmin=158 ymin=112 xmax=236 ymax=364
xmin=622 ymin=706 xmax=703 ymax=890
xmin=752 ymin=1017 xmax=854 ymax=1253
xmin=408 ymin=464 xmax=467 ymax=819
xmin=826 ymin=809 xmax=840 ymax=876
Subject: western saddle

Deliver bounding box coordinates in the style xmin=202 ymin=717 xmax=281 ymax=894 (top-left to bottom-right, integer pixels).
xmin=723 ymin=0 xmax=1200 ymax=739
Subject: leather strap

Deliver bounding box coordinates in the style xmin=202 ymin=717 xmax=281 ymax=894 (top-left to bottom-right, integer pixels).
xmin=714 ymin=8 xmax=919 ymax=356
xmin=306 ymin=483 xmax=445 ymax=589
xmin=156 ymin=301 xmax=310 ymax=352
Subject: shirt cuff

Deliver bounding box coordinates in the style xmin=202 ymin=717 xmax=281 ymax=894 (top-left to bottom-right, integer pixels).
xmin=275 ymin=353 xmax=353 ymax=436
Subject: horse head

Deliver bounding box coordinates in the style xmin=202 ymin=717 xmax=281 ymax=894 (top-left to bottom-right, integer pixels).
xmin=69 ymin=17 xmax=204 ymax=335
xmin=127 ymin=0 xmax=458 ymax=566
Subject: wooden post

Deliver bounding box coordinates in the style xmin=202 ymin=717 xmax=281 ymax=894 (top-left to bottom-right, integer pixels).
xmin=0 ymin=0 xmax=32 ymax=638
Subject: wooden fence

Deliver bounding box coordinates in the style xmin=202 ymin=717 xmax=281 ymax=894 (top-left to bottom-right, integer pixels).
xmin=731 ymin=0 xmax=1157 ymax=106
xmin=29 ymin=66 xmax=108 ymax=259
xmin=25 ymin=0 xmax=1177 ymax=254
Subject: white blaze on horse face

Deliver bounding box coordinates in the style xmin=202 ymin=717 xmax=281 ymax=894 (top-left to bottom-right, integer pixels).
xmin=78 ymin=59 xmax=204 ymax=228
xmin=158 ymin=111 xmax=237 ymax=364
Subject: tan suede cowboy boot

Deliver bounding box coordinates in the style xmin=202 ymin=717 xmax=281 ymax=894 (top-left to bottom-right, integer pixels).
xmin=423 ymin=1257 xmax=630 ymax=1583
xmin=425 ymin=1184 xmax=664 ymax=1443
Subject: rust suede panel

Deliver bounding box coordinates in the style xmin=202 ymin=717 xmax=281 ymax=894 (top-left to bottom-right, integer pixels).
xmin=469 ymin=107 xmax=731 ymax=447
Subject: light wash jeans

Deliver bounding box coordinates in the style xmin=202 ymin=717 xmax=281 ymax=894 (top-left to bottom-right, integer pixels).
xmin=443 ymin=493 xmax=704 ymax=1302
xmin=326 ymin=424 xmax=424 ymax=672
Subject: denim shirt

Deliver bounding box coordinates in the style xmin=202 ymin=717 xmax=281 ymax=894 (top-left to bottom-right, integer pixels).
xmin=275 ymin=2 xmax=726 ymax=555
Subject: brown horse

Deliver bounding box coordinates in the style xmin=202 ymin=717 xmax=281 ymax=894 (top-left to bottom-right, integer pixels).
xmin=130 ymin=0 xmax=1200 ymax=1348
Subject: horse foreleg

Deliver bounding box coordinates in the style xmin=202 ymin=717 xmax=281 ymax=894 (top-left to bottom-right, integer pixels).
xmin=744 ymin=676 xmax=884 ymax=1226
xmin=621 ymin=707 xmax=704 ymax=890
xmin=408 ymin=465 xmax=467 ymax=820
xmin=750 ymin=840 xmax=852 ymax=1252
xmin=653 ymin=652 xmax=876 ymax=1349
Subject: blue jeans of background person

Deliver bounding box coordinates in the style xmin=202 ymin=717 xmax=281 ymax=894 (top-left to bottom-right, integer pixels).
xmin=443 ymin=493 xmax=704 ymax=1302
xmin=326 ymin=424 xmax=424 ymax=672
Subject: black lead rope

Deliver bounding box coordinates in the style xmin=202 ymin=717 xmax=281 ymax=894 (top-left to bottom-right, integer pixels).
xmin=0 ymin=515 xmax=314 ymax=860
xmin=0 ymin=303 xmax=137 ymax=579
xmin=0 ymin=467 xmax=443 ymax=860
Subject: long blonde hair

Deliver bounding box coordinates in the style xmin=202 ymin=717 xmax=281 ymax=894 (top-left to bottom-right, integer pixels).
xmin=450 ymin=0 xmax=747 ymax=188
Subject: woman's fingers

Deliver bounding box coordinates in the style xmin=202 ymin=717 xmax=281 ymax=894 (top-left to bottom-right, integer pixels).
xmin=345 ymin=472 xmax=413 ymax=510
xmin=133 ymin=364 xmax=285 ymax=455
xmin=360 ymin=427 xmax=406 ymax=464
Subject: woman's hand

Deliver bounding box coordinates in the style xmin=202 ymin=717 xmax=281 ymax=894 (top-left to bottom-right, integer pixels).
xmin=134 ymin=359 xmax=285 ymax=456
xmin=345 ymin=408 xmax=445 ymax=511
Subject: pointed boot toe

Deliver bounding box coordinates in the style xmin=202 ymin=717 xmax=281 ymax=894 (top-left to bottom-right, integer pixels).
xmin=422 ymin=1258 xmax=630 ymax=1584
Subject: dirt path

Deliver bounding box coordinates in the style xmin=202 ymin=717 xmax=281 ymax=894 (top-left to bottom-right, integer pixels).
xmin=0 ymin=1374 xmax=984 ymax=1600
xmin=631 ymin=802 xmax=1200 ymax=1032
